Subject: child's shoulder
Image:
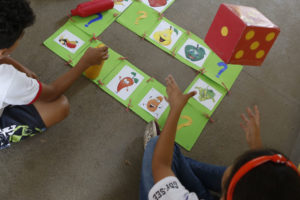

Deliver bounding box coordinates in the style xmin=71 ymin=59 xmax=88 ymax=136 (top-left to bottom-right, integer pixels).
xmin=0 ymin=64 xmax=17 ymax=80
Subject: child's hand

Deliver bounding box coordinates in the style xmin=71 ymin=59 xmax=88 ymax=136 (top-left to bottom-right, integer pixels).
xmin=24 ymin=69 xmax=38 ymax=79
xmin=80 ymin=46 xmax=109 ymax=67
xmin=240 ymin=105 xmax=263 ymax=150
xmin=165 ymin=75 xmax=196 ymax=113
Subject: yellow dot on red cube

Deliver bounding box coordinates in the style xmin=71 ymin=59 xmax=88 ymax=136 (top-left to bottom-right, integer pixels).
xmin=245 ymin=30 xmax=255 ymax=40
xmin=250 ymin=41 xmax=260 ymax=50
xmin=266 ymin=32 xmax=276 ymax=41
xmin=256 ymin=50 xmax=265 ymax=59
xmin=221 ymin=26 xmax=229 ymax=37
xmin=235 ymin=50 xmax=244 ymax=59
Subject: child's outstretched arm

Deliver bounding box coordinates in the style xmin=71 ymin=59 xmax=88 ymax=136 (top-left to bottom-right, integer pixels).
xmin=152 ymin=75 xmax=196 ymax=183
xmin=240 ymin=105 xmax=263 ymax=150
xmin=37 ymin=46 xmax=108 ymax=102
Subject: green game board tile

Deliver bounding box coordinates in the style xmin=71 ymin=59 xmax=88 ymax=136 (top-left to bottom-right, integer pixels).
xmin=175 ymin=103 xmax=209 ymax=151
xmin=70 ymin=9 xmax=118 ymax=36
xmin=202 ymin=52 xmax=243 ymax=90
xmin=44 ymin=22 xmax=91 ymax=63
xmin=117 ymin=1 xmax=161 ymax=37
xmin=184 ymin=74 xmax=227 ymax=116
xmin=130 ymin=79 xmax=170 ymax=128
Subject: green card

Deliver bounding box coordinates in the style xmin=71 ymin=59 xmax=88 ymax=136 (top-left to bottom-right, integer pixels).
xmin=184 ymin=74 xmax=227 ymax=115
xmin=117 ymin=1 xmax=160 ymax=37
xmin=139 ymin=0 xmax=176 ymax=13
xmin=175 ymin=33 xmax=243 ymax=90
xmin=175 ymin=103 xmax=209 ymax=151
xmin=201 ymin=53 xmax=243 ymax=90
xmin=130 ymin=79 xmax=170 ymax=127
xmin=44 ymin=22 xmax=90 ymax=63
xmin=70 ymin=9 xmax=118 ymax=36
xmin=101 ymin=61 xmax=151 ymax=107
xmin=146 ymin=17 xmax=188 ymax=55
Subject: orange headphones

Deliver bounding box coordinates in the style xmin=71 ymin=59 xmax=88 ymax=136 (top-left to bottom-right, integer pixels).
xmin=226 ymin=154 xmax=300 ymax=200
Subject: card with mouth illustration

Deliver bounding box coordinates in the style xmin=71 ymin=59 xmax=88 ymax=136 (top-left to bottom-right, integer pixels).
xmin=44 ymin=22 xmax=91 ymax=63
xmin=117 ymin=1 xmax=160 ymax=37
xmin=147 ymin=18 xmax=187 ymax=54
xmin=130 ymin=79 xmax=170 ymax=127
xmin=140 ymin=0 xmax=175 ymax=13
xmin=138 ymin=88 xmax=169 ymax=119
xmin=100 ymin=61 xmax=151 ymax=107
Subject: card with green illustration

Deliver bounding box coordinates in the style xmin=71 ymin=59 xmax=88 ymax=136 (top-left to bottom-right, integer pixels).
xmin=140 ymin=0 xmax=175 ymax=13
xmin=101 ymin=61 xmax=151 ymax=107
xmin=201 ymin=52 xmax=243 ymax=90
xmin=175 ymin=103 xmax=209 ymax=151
xmin=116 ymin=1 xmax=161 ymax=37
xmin=184 ymin=74 xmax=227 ymax=115
xmin=131 ymin=79 xmax=170 ymax=127
xmin=147 ymin=18 xmax=187 ymax=55
xmin=44 ymin=22 xmax=90 ymax=63
xmin=70 ymin=9 xmax=118 ymax=36
xmin=175 ymin=33 xmax=211 ymax=70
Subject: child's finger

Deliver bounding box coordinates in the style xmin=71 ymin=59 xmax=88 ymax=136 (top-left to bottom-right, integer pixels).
xmin=254 ymin=105 xmax=260 ymax=119
xmin=164 ymin=96 xmax=169 ymax=103
xmin=240 ymin=122 xmax=247 ymax=131
xmin=247 ymin=107 xmax=255 ymax=118
xmin=98 ymin=46 xmax=108 ymax=52
xmin=241 ymin=114 xmax=249 ymax=123
xmin=103 ymin=55 xmax=109 ymax=60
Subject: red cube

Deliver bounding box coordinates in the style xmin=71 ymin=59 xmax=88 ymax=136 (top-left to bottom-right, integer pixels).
xmin=205 ymin=4 xmax=280 ymax=66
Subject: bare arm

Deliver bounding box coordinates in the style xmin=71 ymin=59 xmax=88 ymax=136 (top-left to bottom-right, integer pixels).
xmin=152 ymin=75 xmax=196 ymax=183
xmin=0 ymin=56 xmax=37 ymax=79
xmin=240 ymin=105 xmax=263 ymax=150
xmin=38 ymin=46 xmax=109 ymax=102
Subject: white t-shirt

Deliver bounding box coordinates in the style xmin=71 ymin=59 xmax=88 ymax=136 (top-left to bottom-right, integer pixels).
xmin=149 ymin=176 xmax=199 ymax=200
xmin=0 ymin=64 xmax=41 ymax=116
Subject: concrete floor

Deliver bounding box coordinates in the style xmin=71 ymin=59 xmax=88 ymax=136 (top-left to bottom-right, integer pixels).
xmin=1 ymin=0 xmax=300 ymax=199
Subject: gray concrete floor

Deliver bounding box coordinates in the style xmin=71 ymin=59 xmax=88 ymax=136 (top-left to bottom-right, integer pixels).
xmin=1 ymin=0 xmax=300 ymax=199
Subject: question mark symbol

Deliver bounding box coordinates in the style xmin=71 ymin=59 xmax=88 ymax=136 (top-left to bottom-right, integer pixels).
xmin=85 ymin=13 xmax=103 ymax=27
xmin=216 ymin=62 xmax=228 ymax=78
xmin=135 ymin=11 xmax=148 ymax=25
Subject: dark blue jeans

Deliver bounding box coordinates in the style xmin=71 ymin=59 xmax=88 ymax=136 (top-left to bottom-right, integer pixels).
xmin=140 ymin=136 xmax=226 ymax=200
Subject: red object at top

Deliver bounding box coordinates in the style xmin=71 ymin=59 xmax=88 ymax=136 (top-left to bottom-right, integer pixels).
xmin=71 ymin=0 xmax=114 ymax=17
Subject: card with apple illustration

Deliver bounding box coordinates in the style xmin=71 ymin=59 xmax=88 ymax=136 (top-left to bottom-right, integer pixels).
xmin=44 ymin=22 xmax=91 ymax=64
xmin=147 ymin=18 xmax=187 ymax=54
xmin=175 ymin=103 xmax=209 ymax=151
xmin=141 ymin=0 xmax=175 ymax=13
xmin=117 ymin=1 xmax=161 ymax=37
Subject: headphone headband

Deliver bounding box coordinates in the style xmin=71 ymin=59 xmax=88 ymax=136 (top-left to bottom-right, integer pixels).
xmin=226 ymin=154 xmax=300 ymax=200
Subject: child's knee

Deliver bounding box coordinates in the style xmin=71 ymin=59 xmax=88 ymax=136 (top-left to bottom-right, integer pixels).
xmin=58 ymin=95 xmax=70 ymax=118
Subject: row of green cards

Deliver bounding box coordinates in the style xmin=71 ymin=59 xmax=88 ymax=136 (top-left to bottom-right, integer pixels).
xmin=117 ymin=1 xmax=243 ymax=90
xmin=43 ymin=0 xmax=243 ymax=150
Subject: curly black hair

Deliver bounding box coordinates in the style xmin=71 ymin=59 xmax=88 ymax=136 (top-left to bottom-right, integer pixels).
xmin=0 ymin=0 xmax=35 ymax=49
